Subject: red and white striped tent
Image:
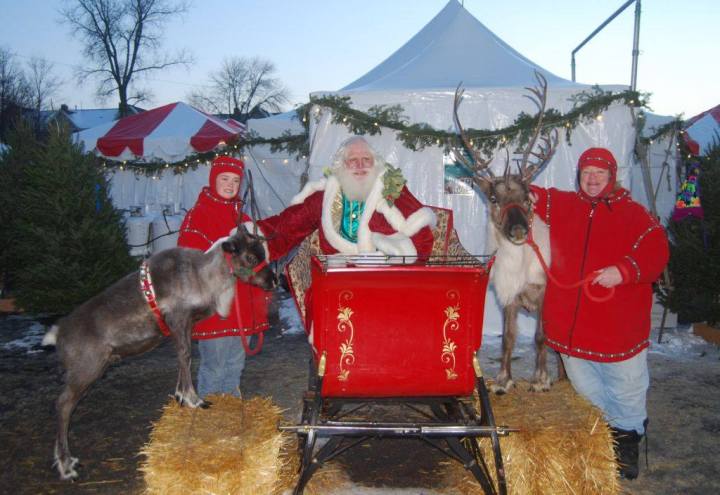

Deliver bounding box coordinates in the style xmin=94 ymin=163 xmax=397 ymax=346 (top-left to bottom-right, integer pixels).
xmin=76 ymin=102 xmax=246 ymax=163
xmin=683 ymin=104 xmax=720 ymax=156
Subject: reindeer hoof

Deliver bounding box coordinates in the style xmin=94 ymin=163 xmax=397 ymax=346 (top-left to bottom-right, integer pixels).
xmin=57 ymin=460 xmax=80 ymax=481
xmin=200 ymin=400 xmax=211 ymax=409
xmin=529 ymin=382 xmax=551 ymax=392
xmin=175 ymin=391 xmax=208 ymax=409
xmin=490 ymin=380 xmax=514 ymax=395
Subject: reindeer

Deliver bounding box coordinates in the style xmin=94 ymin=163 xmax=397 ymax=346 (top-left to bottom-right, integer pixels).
xmin=452 ymin=72 xmax=560 ymax=394
xmin=41 ymin=225 xmax=275 ymax=480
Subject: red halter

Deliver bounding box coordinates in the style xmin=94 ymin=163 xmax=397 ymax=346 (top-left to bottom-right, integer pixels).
xmin=139 ymin=262 xmax=172 ymax=337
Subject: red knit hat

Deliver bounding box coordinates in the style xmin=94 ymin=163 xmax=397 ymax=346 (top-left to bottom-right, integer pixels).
xmin=578 ymin=148 xmax=617 ymax=175
xmin=577 ymin=147 xmax=618 ymax=199
xmin=209 ymin=156 xmax=245 ymax=190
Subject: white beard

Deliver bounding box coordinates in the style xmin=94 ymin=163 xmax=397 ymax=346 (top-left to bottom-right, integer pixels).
xmin=335 ymin=165 xmax=381 ymax=201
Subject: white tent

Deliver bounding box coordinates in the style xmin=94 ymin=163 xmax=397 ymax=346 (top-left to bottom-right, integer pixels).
xmin=242 ymin=111 xmax=308 ymax=218
xmin=83 ymin=109 xmax=305 ymax=218
xmin=77 ymin=107 xmax=305 ymax=256
xmin=305 ymin=0 xmax=676 ymax=334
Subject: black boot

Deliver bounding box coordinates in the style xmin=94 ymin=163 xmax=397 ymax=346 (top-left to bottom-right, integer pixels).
xmin=611 ymin=426 xmax=643 ymax=480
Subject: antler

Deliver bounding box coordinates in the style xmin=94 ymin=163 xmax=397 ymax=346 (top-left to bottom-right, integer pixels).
xmin=452 ymin=84 xmax=494 ymax=183
xmin=516 ymin=71 xmax=559 ymax=181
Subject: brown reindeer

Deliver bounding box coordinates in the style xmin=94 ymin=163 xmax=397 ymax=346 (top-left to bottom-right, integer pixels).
xmin=452 ymin=72 xmax=560 ymax=394
xmin=41 ymin=224 xmax=275 ymax=480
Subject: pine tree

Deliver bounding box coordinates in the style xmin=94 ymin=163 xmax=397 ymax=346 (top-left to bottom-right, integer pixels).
xmin=10 ymin=124 xmax=137 ymax=315
xmin=659 ymin=141 xmax=720 ymax=325
xmin=0 ymin=120 xmax=42 ymax=293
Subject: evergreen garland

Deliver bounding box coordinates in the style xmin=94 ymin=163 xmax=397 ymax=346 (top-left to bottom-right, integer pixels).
xmin=10 ymin=125 xmax=137 ymax=315
xmin=100 ymin=87 xmax=648 ymax=175
xmin=658 ymin=140 xmax=720 ymax=325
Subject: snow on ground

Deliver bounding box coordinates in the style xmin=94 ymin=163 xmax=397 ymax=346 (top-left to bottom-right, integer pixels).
xmin=3 ymin=296 xmax=716 ymax=362
xmin=0 ymin=315 xmax=48 ymax=354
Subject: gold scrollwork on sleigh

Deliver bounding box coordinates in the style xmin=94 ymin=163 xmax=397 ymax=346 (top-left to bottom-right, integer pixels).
xmin=441 ymin=290 xmax=461 ymax=380
xmin=337 ymin=290 xmax=355 ymax=381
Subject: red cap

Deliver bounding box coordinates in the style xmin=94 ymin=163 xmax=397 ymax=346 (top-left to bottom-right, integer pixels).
xmin=577 ymin=148 xmax=617 ymax=199
xmin=209 ymin=156 xmax=245 ymax=190
xmin=578 ymin=148 xmax=617 ymax=175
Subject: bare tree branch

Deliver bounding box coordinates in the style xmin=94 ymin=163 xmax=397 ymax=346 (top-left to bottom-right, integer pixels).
xmin=61 ymin=0 xmax=193 ymax=116
xmin=188 ymin=56 xmax=289 ymax=120
xmin=0 ymin=47 xmax=32 ymax=140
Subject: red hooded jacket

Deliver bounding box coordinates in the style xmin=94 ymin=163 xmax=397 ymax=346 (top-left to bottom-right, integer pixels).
xmin=177 ymin=158 xmax=270 ymax=340
xmin=531 ymin=185 xmax=669 ymax=362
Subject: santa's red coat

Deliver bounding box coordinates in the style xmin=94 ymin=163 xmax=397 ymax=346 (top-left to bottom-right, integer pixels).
xmin=531 ymin=186 xmax=669 ymax=362
xmin=257 ymin=182 xmax=435 ymax=260
xmin=177 ymin=187 xmax=270 ymax=340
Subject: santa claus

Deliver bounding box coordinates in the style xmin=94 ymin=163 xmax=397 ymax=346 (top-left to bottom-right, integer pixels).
xmin=256 ymin=136 xmax=436 ymax=260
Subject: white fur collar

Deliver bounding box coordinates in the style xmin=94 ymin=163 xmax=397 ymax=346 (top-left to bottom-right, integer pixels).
xmin=293 ymin=170 xmax=436 ymax=255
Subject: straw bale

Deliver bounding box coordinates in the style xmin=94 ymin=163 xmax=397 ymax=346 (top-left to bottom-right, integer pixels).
xmin=141 ymin=383 xmax=619 ymax=494
xmin=443 ymin=380 xmax=620 ymax=495
xmin=140 ymin=395 xmax=296 ymax=495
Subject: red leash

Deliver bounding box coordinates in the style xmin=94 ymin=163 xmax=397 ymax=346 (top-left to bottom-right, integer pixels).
xmin=233 ymin=288 xmax=264 ymax=356
xmin=225 ymin=254 xmax=268 ymax=356
xmin=526 ymin=232 xmax=615 ymax=303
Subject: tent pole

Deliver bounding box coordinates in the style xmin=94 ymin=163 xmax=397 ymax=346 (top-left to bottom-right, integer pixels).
xmin=570 ymin=0 xmax=637 ymax=82
xmin=630 ymin=0 xmax=642 ymax=91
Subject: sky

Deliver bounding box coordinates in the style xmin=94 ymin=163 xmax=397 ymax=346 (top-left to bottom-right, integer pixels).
xmin=1 ymin=0 xmax=717 ymax=119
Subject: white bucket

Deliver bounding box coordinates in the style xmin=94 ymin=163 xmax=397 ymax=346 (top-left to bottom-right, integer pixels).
xmin=126 ymin=214 xmax=153 ymax=257
xmin=151 ymin=213 xmax=184 ymax=254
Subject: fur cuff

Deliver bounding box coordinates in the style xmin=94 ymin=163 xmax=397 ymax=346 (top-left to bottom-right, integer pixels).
xmin=401 ymin=206 xmax=436 ymax=236
xmin=371 ymin=232 xmax=417 ymax=257
xmin=291 ymin=178 xmax=327 ymax=205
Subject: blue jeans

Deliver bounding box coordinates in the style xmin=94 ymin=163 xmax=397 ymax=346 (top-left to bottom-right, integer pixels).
xmin=561 ymin=349 xmax=649 ymax=434
xmin=197 ymin=336 xmax=245 ymax=398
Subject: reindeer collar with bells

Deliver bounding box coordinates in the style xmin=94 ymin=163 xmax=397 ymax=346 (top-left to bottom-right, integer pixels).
xmin=139 ymin=262 xmax=172 ymax=337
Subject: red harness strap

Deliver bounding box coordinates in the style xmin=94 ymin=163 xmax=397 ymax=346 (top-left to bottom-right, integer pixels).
xmin=139 ymin=262 xmax=172 ymax=337
xmin=224 ymin=253 xmax=269 ymax=356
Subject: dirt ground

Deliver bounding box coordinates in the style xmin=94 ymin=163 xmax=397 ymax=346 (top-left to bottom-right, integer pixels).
xmin=1 ymin=290 xmax=719 ymax=494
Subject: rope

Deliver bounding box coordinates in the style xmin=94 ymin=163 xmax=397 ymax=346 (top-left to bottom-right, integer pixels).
xmin=526 ymin=233 xmax=615 ymax=303
xmin=232 ymin=284 xmax=264 ymax=356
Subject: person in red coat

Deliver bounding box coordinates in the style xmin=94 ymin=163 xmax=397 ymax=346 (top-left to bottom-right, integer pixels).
xmin=531 ymin=147 xmax=669 ymax=480
xmin=177 ymin=156 xmax=270 ymax=399
xmin=255 ymin=136 xmax=436 ymax=331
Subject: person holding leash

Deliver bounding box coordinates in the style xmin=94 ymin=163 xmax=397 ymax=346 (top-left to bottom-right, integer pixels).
xmin=530 ymin=147 xmax=669 ymax=479
xmin=177 ymin=156 xmax=271 ymax=399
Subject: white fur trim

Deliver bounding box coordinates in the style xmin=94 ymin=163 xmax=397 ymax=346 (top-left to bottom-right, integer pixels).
xmin=372 ymin=232 xmax=417 ymax=257
xmin=206 ymin=236 xmax=230 ymax=254
xmin=291 ymin=178 xmax=327 ymax=205
xmin=321 ymin=176 xmax=360 ymax=254
xmin=318 ymin=167 xmax=434 ymax=255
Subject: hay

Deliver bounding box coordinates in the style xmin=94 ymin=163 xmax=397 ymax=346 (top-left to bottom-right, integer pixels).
xmin=443 ymin=380 xmax=620 ymax=495
xmin=140 ymin=395 xmax=296 ymax=495
xmin=141 ymin=384 xmax=619 ymax=494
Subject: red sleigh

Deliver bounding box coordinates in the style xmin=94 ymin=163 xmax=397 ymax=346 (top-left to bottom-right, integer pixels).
xmin=281 ymin=208 xmax=511 ymax=495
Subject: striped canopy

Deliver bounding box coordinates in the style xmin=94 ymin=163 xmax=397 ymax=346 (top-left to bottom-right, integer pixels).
xmin=76 ymin=102 xmax=246 ymax=163
xmin=684 ymin=104 xmax=720 ymax=156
